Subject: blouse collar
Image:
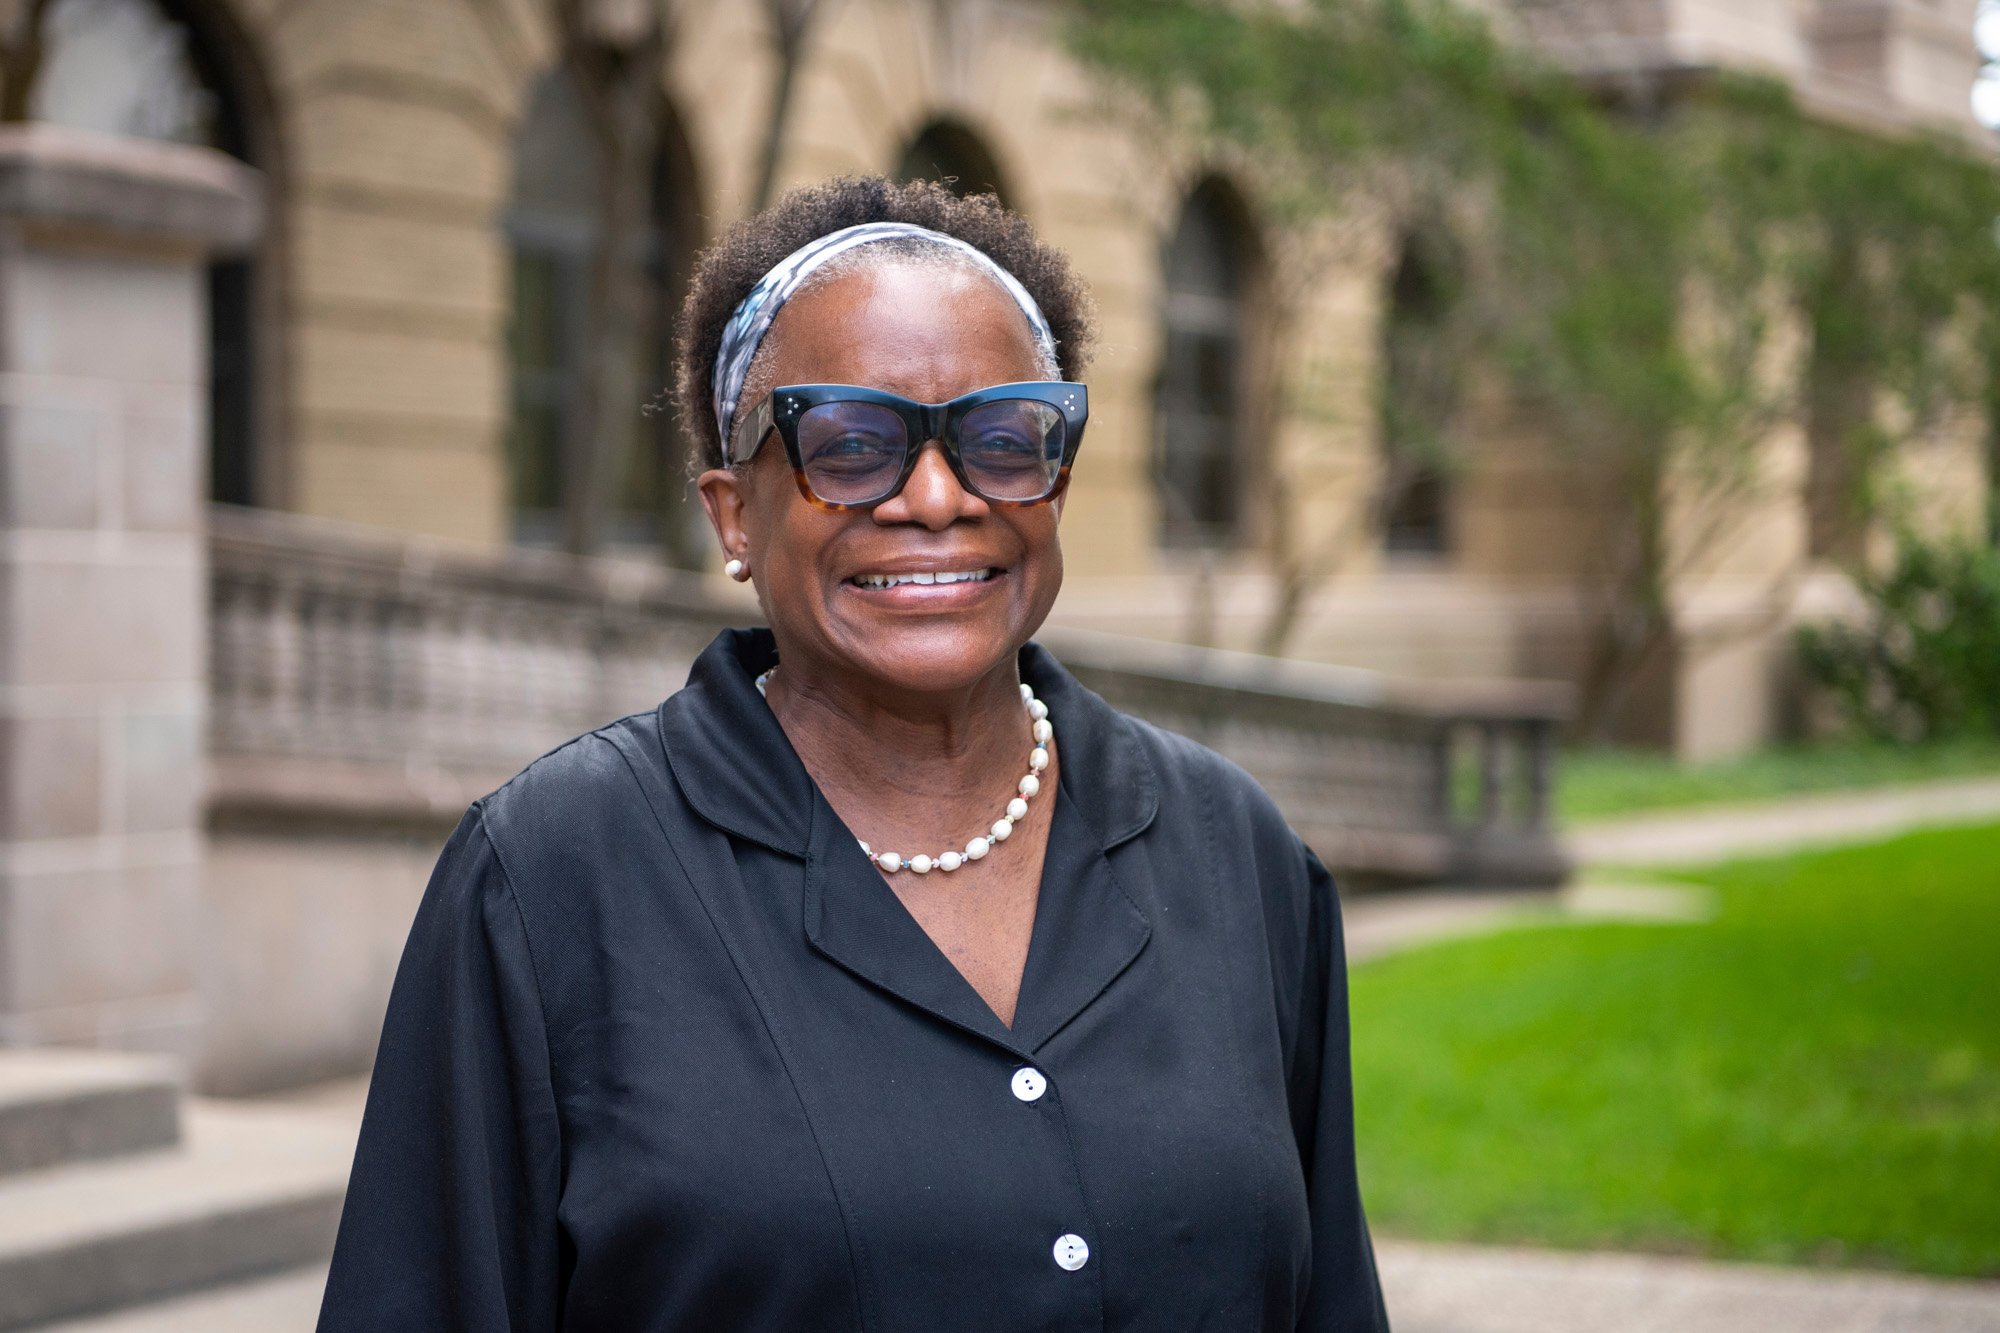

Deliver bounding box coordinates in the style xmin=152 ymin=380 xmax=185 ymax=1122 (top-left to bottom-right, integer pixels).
xmin=657 ymin=627 xmax=1159 ymax=862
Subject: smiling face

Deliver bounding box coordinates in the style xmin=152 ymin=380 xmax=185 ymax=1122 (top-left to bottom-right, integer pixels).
xmin=697 ymin=258 xmax=1067 ymax=701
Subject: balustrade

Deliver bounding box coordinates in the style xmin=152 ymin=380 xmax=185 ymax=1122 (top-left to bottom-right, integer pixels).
xmin=208 ymin=506 xmax=1569 ymax=885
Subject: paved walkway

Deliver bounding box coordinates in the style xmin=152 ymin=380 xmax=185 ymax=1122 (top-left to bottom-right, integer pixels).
xmin=1345 ymin=773 xmax=2000 ymax=965
xmin=1343 ymin=878 xmax=1714 ymax=963
xmin=45 ymin=1268 xmax=330 ymax=1331
xmin=1380 ymin=1240 xmax=2000 ymax=1332
xmin=1567 ymin=775 xmax=2000 ymax=869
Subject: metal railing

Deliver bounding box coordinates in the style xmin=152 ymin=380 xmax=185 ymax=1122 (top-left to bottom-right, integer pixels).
xmin=208 ymin=505 xmax=1570 ymax=885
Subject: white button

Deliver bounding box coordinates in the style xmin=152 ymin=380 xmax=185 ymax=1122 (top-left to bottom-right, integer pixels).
xmin=1053 ymin=1233 xmax=1090 ymax=1271
xmin=1010 ymin=1067 xmax=1047 ymax=1103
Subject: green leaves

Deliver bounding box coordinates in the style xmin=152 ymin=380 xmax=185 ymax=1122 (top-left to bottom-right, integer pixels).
xmin=1063 ymin=0 xmax=2000 ymax=535
xmin=1798 ymin=534 xmax=2000 ymax=742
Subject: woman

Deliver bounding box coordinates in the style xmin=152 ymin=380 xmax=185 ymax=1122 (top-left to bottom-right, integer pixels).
xmin=319 ymin=177 xmax=1389 ymax=1332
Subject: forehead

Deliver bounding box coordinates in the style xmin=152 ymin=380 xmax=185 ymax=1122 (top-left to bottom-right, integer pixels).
xmin=755 ymin=259 xmax=1048 ymax=403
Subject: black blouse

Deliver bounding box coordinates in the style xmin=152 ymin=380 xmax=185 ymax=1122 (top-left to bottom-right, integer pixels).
xmin=317 ymin=628 xmax=1389 ymax=1332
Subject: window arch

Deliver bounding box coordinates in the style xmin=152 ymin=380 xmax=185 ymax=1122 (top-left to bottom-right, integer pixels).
xmin=504 ymin=68 xmax=702 ymax=557
xmin=1155 ymin=178 xmax=1263 ymax=548
xmin=30 ymin=0 xmax=284 ymax=508
xmin=1379 ymin=220 xmax=1462 ymax=556
xmin=894 ymin=118 xmax=1011 ymax=204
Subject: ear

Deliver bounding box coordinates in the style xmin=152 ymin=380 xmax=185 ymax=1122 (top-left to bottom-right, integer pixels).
xmin=697 ymin=467 xmax=751 ymax=566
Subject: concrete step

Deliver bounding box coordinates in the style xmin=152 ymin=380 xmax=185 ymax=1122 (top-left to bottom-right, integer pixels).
xmin=39 ymin=1266 xmax=327 ymax=1332
xmin=0 ymin=1101 xmax=351 ymax=1330
xmin=0 ymin=1052 xmax=181 ymax=1180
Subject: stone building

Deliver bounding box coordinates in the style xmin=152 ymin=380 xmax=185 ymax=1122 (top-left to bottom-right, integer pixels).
xmin=11 ymin=0 xmax=1992 ymax=756
xmin=0 ymin=0 xmax=1989 ymax=1082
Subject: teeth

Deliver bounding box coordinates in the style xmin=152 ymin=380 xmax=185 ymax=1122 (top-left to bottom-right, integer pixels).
xmin=854 ymin=569 xmax=996 ymax=589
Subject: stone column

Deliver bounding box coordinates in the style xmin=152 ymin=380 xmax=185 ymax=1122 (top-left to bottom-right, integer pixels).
xmin=0 ymin=126 xmax=261 ymax=1059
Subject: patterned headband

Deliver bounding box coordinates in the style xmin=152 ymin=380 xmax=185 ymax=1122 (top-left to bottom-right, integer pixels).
xmin=709 ymin=221 xmax=1060 ymax=449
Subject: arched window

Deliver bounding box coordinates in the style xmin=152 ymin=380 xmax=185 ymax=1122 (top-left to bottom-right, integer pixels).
xmin=1379 ymin=222 xmax=1461 ymax=556
xmin=505 ymin=69 xmax=700 ymax=556
xmin=30 ymin=0 xmax=278 ymax=508
xmin=895 ymin=118 xmax=1010 ymax=203
xmin=1156 ymin=179 xmax=1260 ymax=548
xmin=505 ymin=68 xmax=598 ymax=546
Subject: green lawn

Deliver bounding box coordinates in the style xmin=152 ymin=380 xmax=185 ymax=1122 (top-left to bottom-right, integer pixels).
xmin=1558 ymin=736 xmax=2000 ymax=825
xmin=1349 ymin=822 xmax=2000 ymax=1277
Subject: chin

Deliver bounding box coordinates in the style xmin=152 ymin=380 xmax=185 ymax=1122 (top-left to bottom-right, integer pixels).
xmin=838 ymin=612 xmax=1032 ymax=695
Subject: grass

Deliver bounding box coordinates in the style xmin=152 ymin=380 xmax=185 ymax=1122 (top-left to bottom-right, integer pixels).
xmin=1557 ymin=735 xmax=2000 ymax=825
xmin=1348 ymin=821 xmax=2000 ymax=1277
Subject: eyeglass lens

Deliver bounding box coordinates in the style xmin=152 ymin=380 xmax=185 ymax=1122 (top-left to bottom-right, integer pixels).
xmin=794 ymin=399 xmax=1067 ymax=505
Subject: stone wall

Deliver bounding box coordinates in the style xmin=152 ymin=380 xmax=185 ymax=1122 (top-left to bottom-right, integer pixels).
xmin=198 ymin=825 xmax=437 ymax=1094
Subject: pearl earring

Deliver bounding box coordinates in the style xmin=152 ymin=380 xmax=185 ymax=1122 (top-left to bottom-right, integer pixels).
xmin=724 ymin=559 xmax=749 ymax=582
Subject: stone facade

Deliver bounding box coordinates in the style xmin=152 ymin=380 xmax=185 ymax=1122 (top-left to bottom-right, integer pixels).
xmin=9 ymin=0 xmax=1993 ymax=750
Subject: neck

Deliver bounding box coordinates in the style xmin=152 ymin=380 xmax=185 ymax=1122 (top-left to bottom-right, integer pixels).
xmin=762 ymin=655 xmax=1031 ymax=813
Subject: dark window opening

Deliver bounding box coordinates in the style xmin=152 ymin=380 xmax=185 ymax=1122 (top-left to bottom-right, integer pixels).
xmin=1156 ymin=180 xmax=1258 ymax=549
xmin=894 ymin=119 xmax=1010 ymax=204
xmin=1380 ymin=224 xmax=1462 ymax=556
xmin=644 ymin=136 xmax=704 ymax=569
xmin=1804 ymin=377 xmax=1873 ymax=564
xmin=1803 ymin=245 xmax=1875 ymax=565
xmin=208 ymin=258 xmax=255 ymax=504
xmin=506 ymin=68 xmax=701 ymax=559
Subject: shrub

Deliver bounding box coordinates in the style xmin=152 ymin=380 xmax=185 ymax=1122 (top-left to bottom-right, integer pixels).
xmin=1797 ymin=535 xmax=2000 ymax=742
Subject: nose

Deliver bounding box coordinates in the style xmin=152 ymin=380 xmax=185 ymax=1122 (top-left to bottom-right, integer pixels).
xmin=871 ymin=440 xmax=987 ymax=530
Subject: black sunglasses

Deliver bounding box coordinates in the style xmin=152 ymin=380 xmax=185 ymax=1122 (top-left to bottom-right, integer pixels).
xmin=726 ymin=381 xmax=1089 ymax=511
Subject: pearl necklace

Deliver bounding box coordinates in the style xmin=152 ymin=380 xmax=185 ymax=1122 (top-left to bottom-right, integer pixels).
xmin=755 ymin=668 xmax=1053 ymax=875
